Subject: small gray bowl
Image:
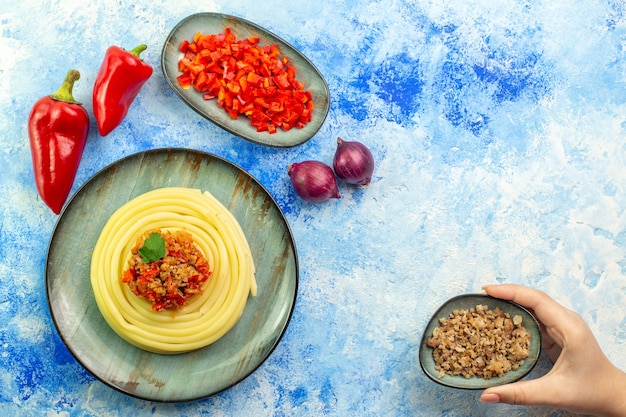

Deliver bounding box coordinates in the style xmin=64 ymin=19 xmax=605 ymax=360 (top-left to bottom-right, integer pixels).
xmin=419 ymin=294 xmax=542 ymax=390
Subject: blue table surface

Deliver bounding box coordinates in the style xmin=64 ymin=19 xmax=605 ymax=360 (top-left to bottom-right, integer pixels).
xmin=1 ymin=1 xmax=625 ymax=416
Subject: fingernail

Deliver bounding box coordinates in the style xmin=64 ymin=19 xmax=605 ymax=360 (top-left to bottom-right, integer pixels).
xmin=480 ymin=393 xmax=500 ymax=403
xmin=481 ymin=284 xmax=498 ymax=290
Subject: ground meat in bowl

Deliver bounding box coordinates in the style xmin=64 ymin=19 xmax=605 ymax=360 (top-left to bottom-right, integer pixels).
xmin=426 ymin=304 xmax=531 ymax=379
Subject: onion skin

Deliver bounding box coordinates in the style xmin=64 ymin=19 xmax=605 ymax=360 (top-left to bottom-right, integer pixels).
xmin=333 ymin=137 xmax=375 ymax=186
xmin=287 ymin=160 xmax=341 ymax=203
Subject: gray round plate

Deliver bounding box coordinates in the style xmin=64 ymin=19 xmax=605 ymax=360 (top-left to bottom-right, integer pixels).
xmin=161 ymin=12 xmax=330 ymax=147
xmin=46 ymin=148 xmax=298 ymax=402
xmin=419 ymin=294 xmax=541 ymax=390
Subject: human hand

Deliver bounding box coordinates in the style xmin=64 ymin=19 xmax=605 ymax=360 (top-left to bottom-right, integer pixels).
xmin=479 ymin=284 xmax=626 ymax=417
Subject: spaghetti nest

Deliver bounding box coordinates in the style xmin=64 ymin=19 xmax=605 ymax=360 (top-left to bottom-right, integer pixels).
xmin=90 ymin=187 xmax=257 ymax=354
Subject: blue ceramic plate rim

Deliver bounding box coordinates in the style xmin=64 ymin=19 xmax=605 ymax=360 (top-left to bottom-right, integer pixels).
xmin=419 ymin=293 xmax=542 ymax=390
xmin=161 ymin=12 xmax=330 ymax=148
xmin=45 ymin=148 xmax=299 ymax=402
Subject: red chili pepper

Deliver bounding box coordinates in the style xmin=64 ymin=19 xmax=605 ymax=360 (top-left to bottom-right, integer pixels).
xmin=28 ymin=70 xmax=89 ymax=215
xmin=93 ymin=44 xmax=153 ymax=136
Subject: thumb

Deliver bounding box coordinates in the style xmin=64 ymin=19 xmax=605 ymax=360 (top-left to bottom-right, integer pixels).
xmin=480 ymin=378 xmax=559 ymax=407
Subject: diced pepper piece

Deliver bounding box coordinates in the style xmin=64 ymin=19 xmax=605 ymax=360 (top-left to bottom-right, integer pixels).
xmin=177 ymin=74 xmax=192 ymax=89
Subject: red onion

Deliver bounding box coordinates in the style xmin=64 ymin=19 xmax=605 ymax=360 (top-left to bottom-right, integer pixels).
xmin=333 ymin=137 xmax=375 ymax=186
xmin=287 ymin=160 xmax=341 ymax=203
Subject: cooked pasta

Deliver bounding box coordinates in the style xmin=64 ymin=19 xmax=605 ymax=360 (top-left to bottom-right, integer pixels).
xmin=90 ymin=187 xmax=257 ymax=354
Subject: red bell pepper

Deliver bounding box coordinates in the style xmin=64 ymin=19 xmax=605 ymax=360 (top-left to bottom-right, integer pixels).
xmin=28 ymin=70 xmax=90 ymax=214
xmin=93 ymin=44 xmax=153 ymax=136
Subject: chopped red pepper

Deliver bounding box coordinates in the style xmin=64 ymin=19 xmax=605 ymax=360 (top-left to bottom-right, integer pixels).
xmin=177 ymin=28 xmax=314 ymax=133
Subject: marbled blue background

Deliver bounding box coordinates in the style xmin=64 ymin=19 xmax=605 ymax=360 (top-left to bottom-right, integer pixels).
xmin=1 ymin=1 xmax=626 ymax=416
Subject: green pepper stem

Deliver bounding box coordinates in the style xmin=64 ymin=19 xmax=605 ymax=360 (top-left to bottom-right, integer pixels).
xmin=49 ymin=69 xmax=81 ymax=105
xmin=128 ymin=44 xmax=148 ymax=59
